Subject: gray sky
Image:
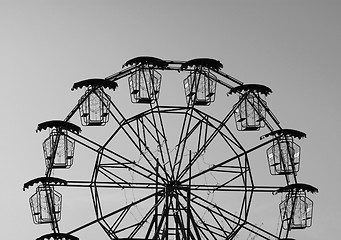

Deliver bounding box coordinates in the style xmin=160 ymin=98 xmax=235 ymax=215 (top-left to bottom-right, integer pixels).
xmin=1 ymin=0 xmax=340 ymax=239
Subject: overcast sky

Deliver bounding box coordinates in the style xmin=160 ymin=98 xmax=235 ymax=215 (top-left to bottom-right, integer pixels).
xmin=1 ymin=1 xmax=340 ymax=239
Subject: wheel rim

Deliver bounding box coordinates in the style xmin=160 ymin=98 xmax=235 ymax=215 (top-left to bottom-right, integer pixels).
xmin=91 ymin=106 xmax=254 ymax=239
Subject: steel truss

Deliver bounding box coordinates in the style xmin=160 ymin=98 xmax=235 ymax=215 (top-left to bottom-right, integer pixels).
xmin=24 ymin=57 xmax=317 ymax=240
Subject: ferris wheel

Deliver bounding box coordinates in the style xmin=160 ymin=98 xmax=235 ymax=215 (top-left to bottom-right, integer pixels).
xmin=24 ymin=56 xmax=318 ymax=240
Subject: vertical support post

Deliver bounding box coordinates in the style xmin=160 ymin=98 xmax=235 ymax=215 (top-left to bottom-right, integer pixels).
xmin=187 ymin=150 xmax=192 ymax=240
xmin=175 ymin=199 xmax=179 ymax=240
xmin=165 ymin=189 xmax=169 ymax=240
xmin=155 ymin=160 xmax=159 ymax=236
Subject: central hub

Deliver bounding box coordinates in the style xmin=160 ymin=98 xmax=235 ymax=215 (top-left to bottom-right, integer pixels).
xmin=165 ymin=180 xmax=182 ymax=194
